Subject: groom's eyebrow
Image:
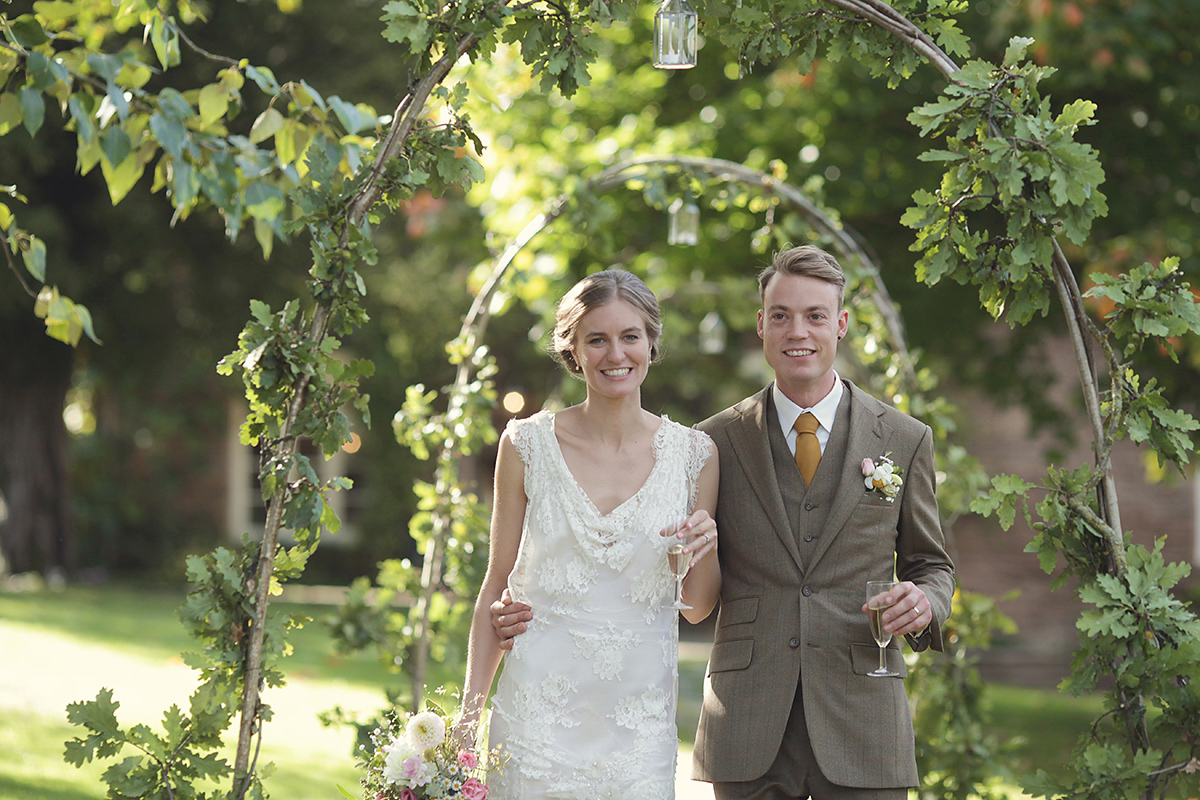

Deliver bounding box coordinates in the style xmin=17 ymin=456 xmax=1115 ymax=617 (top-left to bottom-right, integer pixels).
xmin=767 ymin=301 xmax=832 ymax=315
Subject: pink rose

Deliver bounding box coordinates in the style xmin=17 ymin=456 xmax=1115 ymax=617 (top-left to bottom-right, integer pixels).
xmin=399 ymin=789 xmax=417 ymax=800
xmin=461 ymin=777 xmax=489 ymax=800
xmin=405 ymin=755 xmax=433 ymax=786
xmin=457 ymin=750 xmax=478 ymax=769
xmin=861 ymin=458 xmax=875 ymax=476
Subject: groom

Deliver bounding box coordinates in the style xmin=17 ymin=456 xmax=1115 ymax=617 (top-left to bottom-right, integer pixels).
xmin=494 ymin=245 xmax=955 ymax=799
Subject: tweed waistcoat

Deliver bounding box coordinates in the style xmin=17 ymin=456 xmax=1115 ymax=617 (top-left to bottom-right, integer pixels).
xmin=767 ymin=391 xmax=852 ymax=565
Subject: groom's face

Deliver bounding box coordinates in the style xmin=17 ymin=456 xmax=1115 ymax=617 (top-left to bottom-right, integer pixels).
xmin=757 ymin=273 xmax=848 ymax=406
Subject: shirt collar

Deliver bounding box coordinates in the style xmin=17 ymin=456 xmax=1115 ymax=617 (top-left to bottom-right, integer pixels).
xmin=773 ymin=373 xmax=843 ymax=436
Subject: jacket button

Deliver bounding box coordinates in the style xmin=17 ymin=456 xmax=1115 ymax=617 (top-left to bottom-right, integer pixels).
xmin=804 ymin=502 xmax=815 ymax=511
xmin=803 ymin=534 xmax=814 ymax=542
xmin=789 ymin=637 xmax=800 ymax=648
xmin=802 ymin=585 xmax=813 ymax=597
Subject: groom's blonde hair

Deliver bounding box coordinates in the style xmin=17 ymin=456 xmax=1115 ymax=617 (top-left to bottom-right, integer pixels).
xmin=758 ymin=245 xmax=846 ymax=306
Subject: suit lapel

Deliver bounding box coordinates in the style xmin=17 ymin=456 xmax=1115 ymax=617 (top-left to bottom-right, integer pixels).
xmin=805 ymin=382 xmax=892 ymax=571
xmin=726 ymin=387 xmax=804 ymax=571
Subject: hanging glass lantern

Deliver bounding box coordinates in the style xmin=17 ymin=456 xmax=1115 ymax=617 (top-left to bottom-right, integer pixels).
xmin=653 ymin=0 xmax=698 ymax=69
xmin=668 ymin=197 xmax=700 ymax=245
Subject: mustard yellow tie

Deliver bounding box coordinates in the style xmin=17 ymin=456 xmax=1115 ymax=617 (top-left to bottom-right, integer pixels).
xmin=793 ymin=412 xmax=821 ymax=486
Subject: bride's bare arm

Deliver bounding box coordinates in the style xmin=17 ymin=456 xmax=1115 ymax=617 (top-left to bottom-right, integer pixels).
xmin=676 ymin=441 xmax=720 ymax=623
xmin=459 ymin=431 xmax=526 ymax=744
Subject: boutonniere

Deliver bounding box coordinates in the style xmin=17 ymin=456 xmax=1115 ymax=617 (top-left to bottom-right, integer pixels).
xmin=861 ymin=455 xmax=903 ymax=502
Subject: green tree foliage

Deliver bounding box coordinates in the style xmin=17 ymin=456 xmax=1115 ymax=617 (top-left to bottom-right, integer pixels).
xmin=967 ymin=256 xmax=1200 ymax=798
xmin=907 ymin=589 xmax=1021 ymax=800
xmin=903 ymin=37 xmax=1108 ymax=323
xmin=926 ymin=0 xmax=1200 ymax=422
xmin=894 ymin=23 xmax=1200 ymax=800
xmin=1 ymin=0 xmax=487 ymax=793
xmin=0 ymin=0 xmax=491 ymax=581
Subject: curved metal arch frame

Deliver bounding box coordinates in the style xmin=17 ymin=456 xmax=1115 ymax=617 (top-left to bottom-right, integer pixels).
xmin=406 ymin=154 xmax=932 ymax=701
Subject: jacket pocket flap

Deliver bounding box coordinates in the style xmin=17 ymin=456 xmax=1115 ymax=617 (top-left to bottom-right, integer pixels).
xmin=849 ymin=642 xmax=907 ymax=677
xmin=708 ymin=637 xmax=754 ymax=674
xmin=717 ymin=596 xmax=760 ymax=627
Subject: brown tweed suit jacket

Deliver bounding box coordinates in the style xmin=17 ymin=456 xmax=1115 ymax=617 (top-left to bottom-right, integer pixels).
xmin=693 ymin=381 xmax=955 ymax=789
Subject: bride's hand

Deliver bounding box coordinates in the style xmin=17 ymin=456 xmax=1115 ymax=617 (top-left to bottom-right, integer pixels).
xmin=664 ymin=510 xmax=717 ymax=566
xmin=450 ymin=719 xmax=477 ymax=751
xmin=451 ymin=701 xmax=483 ymax=751
xmin=490 ymin=587 xmax=533 ymax=651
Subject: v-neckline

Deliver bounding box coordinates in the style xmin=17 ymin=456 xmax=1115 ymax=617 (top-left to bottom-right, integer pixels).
xmin=549 ymin=413 xmax=668 ymax=519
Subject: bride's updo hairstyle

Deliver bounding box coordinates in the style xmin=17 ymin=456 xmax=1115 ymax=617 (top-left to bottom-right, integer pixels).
xmin=551 ymin=269 xmax=663 ymax=376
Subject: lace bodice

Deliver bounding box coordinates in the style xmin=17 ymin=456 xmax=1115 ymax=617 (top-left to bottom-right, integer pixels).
xmin=487 ymin=411 xmax=713 ymax=800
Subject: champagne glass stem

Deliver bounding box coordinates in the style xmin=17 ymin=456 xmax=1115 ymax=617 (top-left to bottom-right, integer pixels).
xmin=878 ymin=645 xmax=886 ymax=673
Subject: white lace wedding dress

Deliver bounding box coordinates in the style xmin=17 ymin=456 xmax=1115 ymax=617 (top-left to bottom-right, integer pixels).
xmin=487 ymin=410 xmax=713 ymax=800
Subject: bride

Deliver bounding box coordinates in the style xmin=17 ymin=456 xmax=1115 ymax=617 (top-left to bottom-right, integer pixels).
xmin=458 ymin=269 xmax=720 ymax=800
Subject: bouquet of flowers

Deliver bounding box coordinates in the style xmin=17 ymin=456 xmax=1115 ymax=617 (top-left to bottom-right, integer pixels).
xmin=352 ymin=705 xmax=502 ymax=800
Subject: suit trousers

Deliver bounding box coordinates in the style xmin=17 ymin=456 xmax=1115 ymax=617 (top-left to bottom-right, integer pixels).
xmin=710 ymin=684 xmax=909 ymax=800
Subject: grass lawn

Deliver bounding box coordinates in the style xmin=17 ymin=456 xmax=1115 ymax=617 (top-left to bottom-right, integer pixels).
xmin=678 ymin=654 xmax=708 ymax=748
xmin=0 ymin=709 xmax=364 ymax=800
xmin=1 ymin=584 xmax=1107 ymax=799
xmin=0 ymin=583 xmax=395 ymax=685
xmin=986 ymin=682 xmax=1105 ymax=780
xmin=0 ymin=584 xmax=412 ymax=800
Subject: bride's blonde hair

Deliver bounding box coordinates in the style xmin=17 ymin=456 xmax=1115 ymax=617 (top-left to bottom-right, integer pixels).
xmin=551 ymin=270 xmax=662 ymax=375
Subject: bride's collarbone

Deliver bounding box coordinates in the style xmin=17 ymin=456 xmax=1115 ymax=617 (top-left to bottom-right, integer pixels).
xmin=557 ymin=438 xmax=657 ymax=514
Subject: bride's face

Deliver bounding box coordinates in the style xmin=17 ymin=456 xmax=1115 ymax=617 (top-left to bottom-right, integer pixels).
xmin=570 ymin=299 xmax=652 ymax=399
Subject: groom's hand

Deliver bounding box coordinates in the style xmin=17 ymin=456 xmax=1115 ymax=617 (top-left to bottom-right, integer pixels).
xmin=490 ymin=587 xmax=533 ymax=651
xmin=862 ymin=580 xmax=931 ymax=637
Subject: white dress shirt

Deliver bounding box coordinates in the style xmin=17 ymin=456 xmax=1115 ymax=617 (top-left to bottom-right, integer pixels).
xmin=773 ymin=374 xmax=844 ymax=458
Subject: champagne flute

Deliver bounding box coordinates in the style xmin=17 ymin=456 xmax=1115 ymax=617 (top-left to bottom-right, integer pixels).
xmin=667 ymin=537 xmax=692 ymax=611
xmin=865 ymin=580 xmax=900 ymax=677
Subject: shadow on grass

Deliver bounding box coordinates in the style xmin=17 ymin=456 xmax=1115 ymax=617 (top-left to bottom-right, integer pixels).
xmin=0 ymin=773 xmax=102 ymax=800
xmin=0 ymin=710 xmax=106 ymax=800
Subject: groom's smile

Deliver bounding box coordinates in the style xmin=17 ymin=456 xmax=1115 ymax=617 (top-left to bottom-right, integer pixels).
xmin=758 ymin=272 xmax=849 ymax=408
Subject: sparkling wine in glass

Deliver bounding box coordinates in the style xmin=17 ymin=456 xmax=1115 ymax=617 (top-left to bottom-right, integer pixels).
xmin=865 ymin=580 xmax=900 ymax=677
xmin=667 ymin=541 xmax=692 ymax=611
